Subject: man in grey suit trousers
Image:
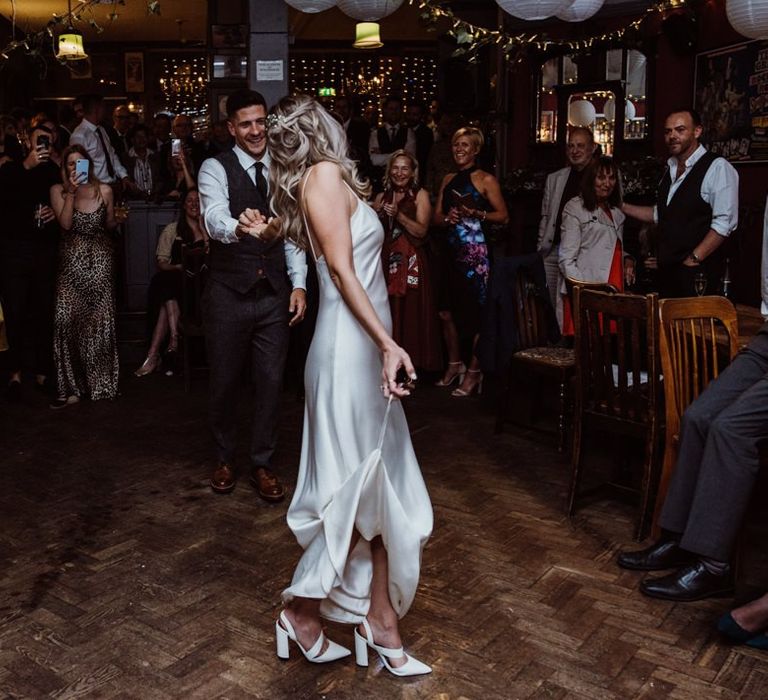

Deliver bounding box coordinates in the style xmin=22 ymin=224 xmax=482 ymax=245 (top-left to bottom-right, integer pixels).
xmin=537 ymin=127 xmax=596 ymax=329
xmin=618 ymin=328 xmax=768 ymax=601
xmin=198 ymin=90 xmax=307 ymax=500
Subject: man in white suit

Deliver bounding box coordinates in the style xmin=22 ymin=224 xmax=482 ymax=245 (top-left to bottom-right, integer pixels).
xmin=536 ymin=127 xmax=596 ymax=329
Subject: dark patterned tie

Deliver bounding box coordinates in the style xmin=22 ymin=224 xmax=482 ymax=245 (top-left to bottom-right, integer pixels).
xmin=254 ymin=161 xmax=268 ymax=202
xmin=95 ymin=126 xmax=116 ymax=180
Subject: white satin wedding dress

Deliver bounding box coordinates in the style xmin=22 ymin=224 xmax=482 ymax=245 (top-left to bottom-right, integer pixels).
xmin=282 ymin=184 xmax=433 ymax=625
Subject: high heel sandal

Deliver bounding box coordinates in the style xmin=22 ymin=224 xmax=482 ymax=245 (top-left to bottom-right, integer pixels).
xmin=435 ymin=361 xmax=466 ymax=387
xmin=134 ymin=354 xmax=160 ymax=377
xmin=275 ymin=610 xmax=351 ymax=664
xmin=354 ymin=618 xmax=431 ymax=677
xmin=451 ymin=369 xmax=483 ymax=397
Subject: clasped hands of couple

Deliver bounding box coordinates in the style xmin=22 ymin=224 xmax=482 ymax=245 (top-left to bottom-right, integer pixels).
xmin=236 ymin=207 xmax=281 ymax=241
xmin=235 ymin=208 xmax=307 ymax=327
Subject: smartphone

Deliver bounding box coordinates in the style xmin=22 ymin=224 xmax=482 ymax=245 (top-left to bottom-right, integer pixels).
xmin=171 ymin=138 xmax=182 ymax=156
xmin=37 ymin=134 xmax=50 ymax=150
xmin=75 ymin=158 xmax=89 ymax=184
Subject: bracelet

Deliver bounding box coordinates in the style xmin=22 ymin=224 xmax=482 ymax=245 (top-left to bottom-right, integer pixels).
xmin=481 ymin=210 xmax=487 ymax=222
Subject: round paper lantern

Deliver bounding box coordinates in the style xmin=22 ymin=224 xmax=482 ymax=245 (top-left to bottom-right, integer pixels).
xmin=337 ymin=0 xmax=404 ymax=21
xmin=496 ymin=0 xmax=575 ymax=21
xmin=285 ymin=0 xmax=337 ymax=12
xmin=556 ymin=0 xmax=604 ymax=22
xmin=726 ymin=0 xmax=768 ymax=39
xmin=603 ymin=98 xmax=636 ymax=122
xmin=568 ymin=99 xmax=596 ymax=127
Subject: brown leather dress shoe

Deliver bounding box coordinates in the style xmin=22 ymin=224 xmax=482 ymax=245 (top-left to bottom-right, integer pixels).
xmin=250 ymin=467 xmax=285 ymax=503
xmin=210 ymin=462 xmax=236 ymax=494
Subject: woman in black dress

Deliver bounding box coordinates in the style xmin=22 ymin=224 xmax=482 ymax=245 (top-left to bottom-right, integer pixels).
xmin=135 ymin=187 xmax=208 ymax=376
xmin=432 ymin=127 xmax=508 ymax=397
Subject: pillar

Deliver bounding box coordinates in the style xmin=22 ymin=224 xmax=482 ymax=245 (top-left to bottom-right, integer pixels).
xmin=249 ymin=0 xmax=290 ymax=108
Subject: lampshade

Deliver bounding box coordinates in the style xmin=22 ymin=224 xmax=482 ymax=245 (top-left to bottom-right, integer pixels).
xmin=284 ymin=0 xmax=337 ymax=12
xmin=337 ymin=0 xmax=404 ymax=21
xmin=57 ymin=32 xmax=88 ymax=61
xmin=568 ymin=99 xmax=596 ymax=127
xmin=603 ymin=98 xmax=637 ymax=122
xmin=353 ymin=22 xmax=383 ymax=48
xmin=556 ymin=0 xmax=604 ymax=22
xmin=496 ymin=0 xmax=575 ymax=21
xmin=726 ymin=0 xmax=768 ymax=39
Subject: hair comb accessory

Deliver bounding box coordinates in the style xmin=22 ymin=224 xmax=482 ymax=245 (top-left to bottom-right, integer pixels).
xmin=266 ymin=113 xmax=285 ymax=130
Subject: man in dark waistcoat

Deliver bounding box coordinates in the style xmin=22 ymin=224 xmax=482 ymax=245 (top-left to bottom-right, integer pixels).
xmin=622 ymin=109 xmax=739 ymax=298
xmin=198 ymin=90 xmax=307 ymax=500
xmin=368 ymin=95 xmax=416 ymax=192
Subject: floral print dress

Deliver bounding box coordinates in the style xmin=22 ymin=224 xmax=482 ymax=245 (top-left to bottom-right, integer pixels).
xmin=440 ymin=165 xmax=491 ymax=335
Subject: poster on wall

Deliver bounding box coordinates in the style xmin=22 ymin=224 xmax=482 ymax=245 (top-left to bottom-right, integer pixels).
xmin=694 ymin=40 xmax=768 ymax=162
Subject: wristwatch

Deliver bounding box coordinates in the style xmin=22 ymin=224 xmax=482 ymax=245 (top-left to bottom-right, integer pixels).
xmin=689 ymin=251 xmax=701 ymax=264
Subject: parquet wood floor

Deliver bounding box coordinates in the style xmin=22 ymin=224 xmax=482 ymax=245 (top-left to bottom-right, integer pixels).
xmin=1 ymin=374 xmax=767 ymax=699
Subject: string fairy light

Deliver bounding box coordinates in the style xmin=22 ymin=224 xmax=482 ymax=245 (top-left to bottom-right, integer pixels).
xmin=290 ymin=54 xmax=437 ymax=118
xmin=408 ymin=0 xmax=692 ymax=61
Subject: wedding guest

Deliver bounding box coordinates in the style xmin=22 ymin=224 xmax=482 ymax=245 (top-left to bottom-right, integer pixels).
xmin=432 ymin=126 xmax=508 ymax=397
xmin=718 ymin=592 xmax=768 ymax=650
xmin=0 ymin=124 xmax=61 ymax=400
xmin=372 ymin=150 xmax=440 ymax=371
xmin=558 ymin=156 xmax=635 ymax=335
xmin=135 ymin=188 xmax=208 ymax=377
xmin=537 ymin=127 xmax=597 ymax=329
xmin=48 ymin=145 xmax=122 ymax=408
xmin=124 ymin=125 xmax=160 ymax=199
xmin=158 ymin=145 xmax=195 ymax=200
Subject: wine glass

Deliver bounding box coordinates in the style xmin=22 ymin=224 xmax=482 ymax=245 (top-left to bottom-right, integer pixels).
xmin=693 ymin=272 xmax=707 ymax=296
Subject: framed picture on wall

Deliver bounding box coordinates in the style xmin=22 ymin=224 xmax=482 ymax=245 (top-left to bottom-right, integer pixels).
xmin=125 ymin=52 xmax=145 ymax=92
xmin=212 ymin=89 xmax=231 ymax=120
xmin=694 ymin=39 xmax=768 ymax=162
xmin=212 ymin=24 xmax=248 ymax=48
xmin=212 ymin=54 xmax=248 ymax=80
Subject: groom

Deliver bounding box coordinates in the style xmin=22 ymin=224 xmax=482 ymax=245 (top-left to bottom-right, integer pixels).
xmin=198 ymin=89 xmax=307 ymax=500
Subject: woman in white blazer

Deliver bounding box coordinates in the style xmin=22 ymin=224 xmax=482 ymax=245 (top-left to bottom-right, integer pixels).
xmin=558 ymin=156 xmax=635 ymax=334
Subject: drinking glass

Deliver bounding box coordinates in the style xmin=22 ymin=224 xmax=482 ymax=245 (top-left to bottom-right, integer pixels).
xmin=115 ymin=200 xmax=129 ymax=223
xmin=34 ymin=203 xmax=45 ymax=229
xmin=693 ymin=272 xmax=707 ymax=296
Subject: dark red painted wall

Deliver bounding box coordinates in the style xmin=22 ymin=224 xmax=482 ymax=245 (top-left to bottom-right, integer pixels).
xmin=504 ymin=1 xmax=767 ymax=304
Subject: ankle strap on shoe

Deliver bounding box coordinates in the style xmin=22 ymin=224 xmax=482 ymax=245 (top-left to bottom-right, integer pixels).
xmin=361 ymin=618 xmax=404 ymax=658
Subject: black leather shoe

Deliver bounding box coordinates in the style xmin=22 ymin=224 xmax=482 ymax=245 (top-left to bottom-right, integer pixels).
xmin=640 ymin=562 xmax=734 ymax=602
xmin=617 ymin=539 xmax=694 ymax=571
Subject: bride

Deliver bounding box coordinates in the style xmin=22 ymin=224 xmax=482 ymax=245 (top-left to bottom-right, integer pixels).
xmin=245 ymin=95 xmax=433 ymax=676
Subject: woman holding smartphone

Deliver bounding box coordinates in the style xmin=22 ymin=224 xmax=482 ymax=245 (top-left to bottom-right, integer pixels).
xmin=48 ymin=145 xmax=121 ymax=408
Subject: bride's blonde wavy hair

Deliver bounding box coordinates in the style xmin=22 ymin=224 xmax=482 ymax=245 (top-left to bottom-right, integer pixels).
xmin=267 ymin=94 xmax=371 ymax=249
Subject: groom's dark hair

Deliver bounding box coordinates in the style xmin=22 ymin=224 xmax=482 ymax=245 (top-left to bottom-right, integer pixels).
xmin=226 ymin=90 xmax=267 ymax=119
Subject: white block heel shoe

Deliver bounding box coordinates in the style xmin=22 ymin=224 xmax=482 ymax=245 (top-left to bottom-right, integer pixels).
xmin=354 ymin=618 xmax=432 ymax=677
xmin=275 ymin=610 xmax=351 ymax=663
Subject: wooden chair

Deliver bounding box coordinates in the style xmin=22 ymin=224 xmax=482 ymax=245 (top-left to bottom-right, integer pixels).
xmin=496 ymin=272 xmax=619 ymax=451
xmin=568 ymin=288 xmax=662 ymax=541
xmin=651 ymin=296 xmax=739 ymax=538
xmin=495 ymin=267 xmax=574 ymax=451
xmin=180 ymin=244 xmax=208 ymax=392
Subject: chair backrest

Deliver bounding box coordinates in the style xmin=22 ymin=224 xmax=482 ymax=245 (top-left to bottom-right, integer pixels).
xmin=658 ymin=296 xmax=739 ymax=436
xmin=514 ymin=268 xmax=550 ymax=349
xmin=180 ymin=244 xmax=208 ymax=333
xmin=573 ymin=287 xmax=660 ymax=425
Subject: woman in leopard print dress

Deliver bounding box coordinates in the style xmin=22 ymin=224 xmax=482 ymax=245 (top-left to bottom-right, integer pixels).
xmin=49 ymin=145 xmax=120 ymax=408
